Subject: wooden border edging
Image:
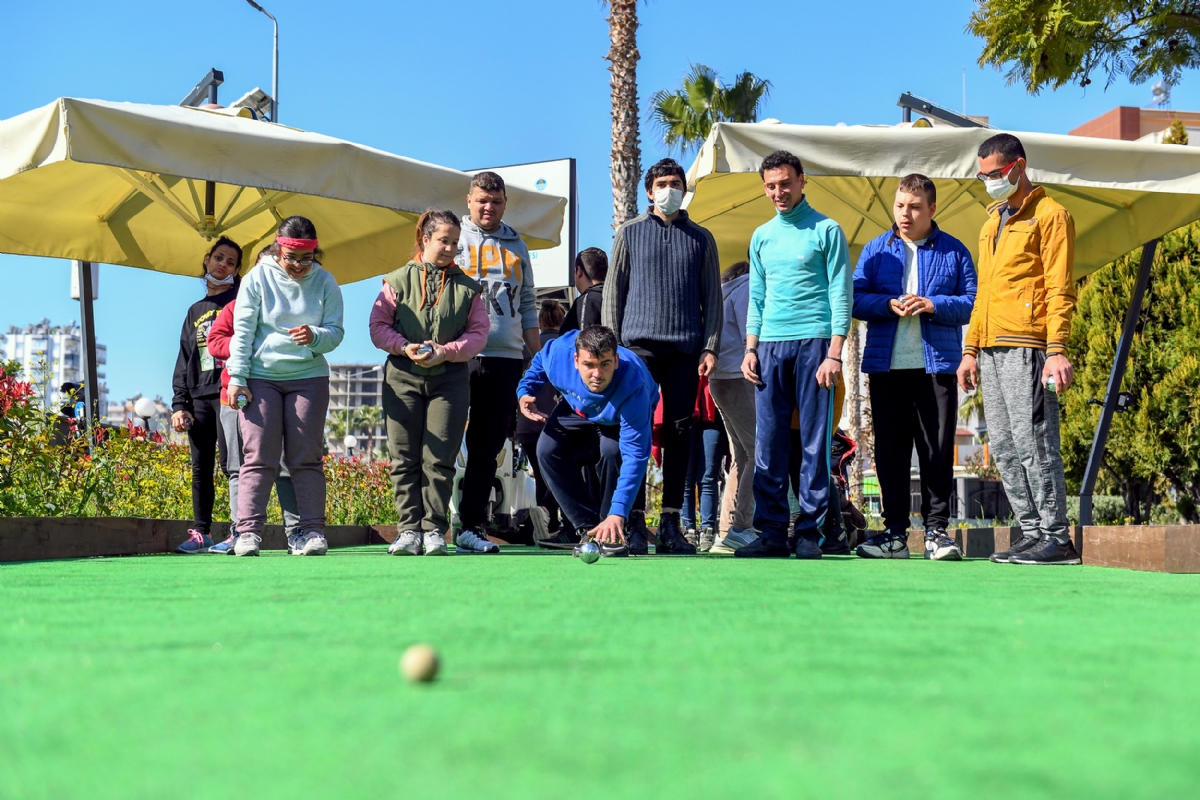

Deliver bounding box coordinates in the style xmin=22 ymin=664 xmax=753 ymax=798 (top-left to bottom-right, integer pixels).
xmin=1083 ymin=525 xmax=1200 ymax=573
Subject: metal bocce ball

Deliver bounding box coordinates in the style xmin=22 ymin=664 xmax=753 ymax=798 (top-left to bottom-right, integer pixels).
xmin=577 ymin=541 xmax=601 ymax=564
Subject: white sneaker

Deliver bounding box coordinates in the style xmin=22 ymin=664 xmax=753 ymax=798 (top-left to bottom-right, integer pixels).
xmin=856 ymin=533 xmax=910 ymax=559
xmin=529 ymin=506 xmax=551 ymax=543
xmin=709 ymin=527 xmax=758 ymax=554
xmin=292 ymin=530 xmax=328 ymax=556
xmin=423 ymin=530 xmax=449 ymax=556
xmin=388 ymin=530 xmax=423 ymax=556
xmin=234 ymin=532 xmax=261 ymax=557
xmin=455 ymin=528 xmax=499 ymax=554
xmin=286 ymin=533 xmax=304 ymax=554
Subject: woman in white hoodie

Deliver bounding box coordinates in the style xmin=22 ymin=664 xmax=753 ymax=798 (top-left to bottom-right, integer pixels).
xmin=226 ymin=216 xmax=345 ymax=557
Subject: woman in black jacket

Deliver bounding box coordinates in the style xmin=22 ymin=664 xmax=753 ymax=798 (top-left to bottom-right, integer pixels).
xmin=171 ymin=236 xmax=243 ymax=553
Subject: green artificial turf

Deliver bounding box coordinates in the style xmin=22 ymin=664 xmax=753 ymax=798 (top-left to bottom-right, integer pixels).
xmin=2 ymin=548 xmax=1199 ymax=799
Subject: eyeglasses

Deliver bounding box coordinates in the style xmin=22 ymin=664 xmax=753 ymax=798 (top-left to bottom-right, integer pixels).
xmin=280 ymin=254 xmax=314 ymax=267
xmin=976 ymin=160 xmax=1018 ymax=182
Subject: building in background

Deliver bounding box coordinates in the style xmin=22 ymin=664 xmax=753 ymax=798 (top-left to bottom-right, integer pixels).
xmin=326 ymin=363 xmax=385 ymax=457
xmin=0 ymin=319 xmax=108 ymax=411
xmin=1070 ymin=106 xmax=1200 ymax=145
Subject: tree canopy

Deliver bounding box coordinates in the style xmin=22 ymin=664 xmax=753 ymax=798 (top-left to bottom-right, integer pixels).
xmin=648 ymin=65 xmax=770 ymax=155
xmin=968 ymin=0 xmax=1200 ymax=93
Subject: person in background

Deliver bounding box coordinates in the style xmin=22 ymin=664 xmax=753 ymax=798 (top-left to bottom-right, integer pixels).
xmin=959 ymin=133 xmax=1080 ymax=566
xmin=226 ymin=216 xmax=345 ymax=557
xmin=560 ymin=247 xmax=608 ymax=332
xmin=170 ymin=236 xmax=242 ymax=554
xmin=517 ymin=325 xmax=656 ymax=557
xmin=204 ymin=246 xmax=302 ymax=554
xmin=455 ymin=172 xmax=540 ymax=547
xmin=853 ymin=173 xmax=977 ymax=561
xmin=602 ymin=158 xmax=723 ymax=555
xmin=680 ymin=377 xmax=727 ymax=552
xmin=738 ymin=150 xmax=852 ymax=560
xmin=518 ymin=299 xmax=579 ymax=549
xmin=370 ymin=209 xmax=490 ymax=555
xmin=707 ymin=260 xmax=759 ymax=554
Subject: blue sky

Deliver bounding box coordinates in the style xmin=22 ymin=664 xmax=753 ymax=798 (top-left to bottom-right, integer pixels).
xmin=3 ymin=0 xmax=1197 ymax=405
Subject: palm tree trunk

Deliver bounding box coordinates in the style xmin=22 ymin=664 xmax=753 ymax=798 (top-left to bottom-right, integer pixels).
xmin=606 ymin=1 xmax=642 ymax=229
xmin=845 ymin=321 xmax=866 ymax=506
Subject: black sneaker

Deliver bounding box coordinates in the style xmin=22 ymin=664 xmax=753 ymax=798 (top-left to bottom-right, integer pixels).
xmin=924 ymin=529 xmax=962 ymax=561
xmin=793 ymin=531 xmax=823 ymax=560
xmin=698 ymin=527 xmax=716 ymax=553
xmin=856 ymin=532 xmax=909 ymax=559
xmin=989 ymin=534 xmax=1042 ymax=564
xmin=1010 ymin=536 xmax=1082 ymax=565
xmin=820 ymin=531 xmax=852 ymax=556
xmin=537 ymin=529 xmax=582 ymax=550
xmin=599 ymin=541 xmax=630 ymax=558
xmin=626 ymin=510 xmax=651 ymax=555
xmin=655 ymin=512 xmax=697 ymax=555
xmin=733 ymin=537 xmax=791 ymax=558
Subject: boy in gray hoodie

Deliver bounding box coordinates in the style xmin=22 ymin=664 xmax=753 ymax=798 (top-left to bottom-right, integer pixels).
xmin=454 ymin=172 xmax=540 ymax=540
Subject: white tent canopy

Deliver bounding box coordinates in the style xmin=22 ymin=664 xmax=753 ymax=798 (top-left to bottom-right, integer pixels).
xmin=0 ymin=98 xmax=567 ymax=284
xmin=685 ymin=121 xmax=1200 ymax=277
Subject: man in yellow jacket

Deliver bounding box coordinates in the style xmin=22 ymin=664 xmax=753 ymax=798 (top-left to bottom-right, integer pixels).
xmin=957 ymin=133 xmax=1081 ymax=566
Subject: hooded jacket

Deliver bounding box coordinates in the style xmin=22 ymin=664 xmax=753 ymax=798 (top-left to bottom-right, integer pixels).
xmin=226 ymin=256 xmax=345 ymax=384
xmin=516 ymin=329 xmax=657 ymax=519
xmin=455 ymin=217 xmax=537 ymax=360
xmin=171 ymin=285 xmax=237 ymax=412
xmin=852 ymin=223 xmax=977 ymax=374
xmin=560 ymin=281 xmax=604 ymax=333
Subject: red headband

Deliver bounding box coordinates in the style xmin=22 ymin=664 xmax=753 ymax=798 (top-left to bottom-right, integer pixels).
xmin=276 ymin=236 xmax=319 ymax=249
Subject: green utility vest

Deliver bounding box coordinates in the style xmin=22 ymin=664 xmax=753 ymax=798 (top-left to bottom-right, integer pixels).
xmin=383 ymin=260 xmax=481 ymax=376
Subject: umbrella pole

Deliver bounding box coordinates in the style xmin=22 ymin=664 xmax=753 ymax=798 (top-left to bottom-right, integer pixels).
xmin=1078 ymin=238 xmax=1158 ymax=526
xmin=77 ymin=261 xmax=101 ymax=433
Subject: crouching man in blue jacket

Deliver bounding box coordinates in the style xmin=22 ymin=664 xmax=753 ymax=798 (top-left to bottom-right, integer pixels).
xmin=517 ymin=325 xmax=658 ymax=557
xmin=853 ymin=173 xmax=977 ymax=561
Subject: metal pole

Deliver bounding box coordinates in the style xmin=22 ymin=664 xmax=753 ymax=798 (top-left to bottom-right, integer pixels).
xmin=246 ymin=1 xmax=280 ymax=122
xmin=1079 ymin=239 xmax=1158 ymax=525
xmin=76 ymin=261 xmax=100 ymax=430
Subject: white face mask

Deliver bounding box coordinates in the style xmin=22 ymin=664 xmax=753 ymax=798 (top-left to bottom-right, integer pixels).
xmin=653 ymin=187 xmax=685 ymax=215
xmin=984 ymin=169 xmax=1020 ymax=201
xmin=204 ymin=272 xmax=236 ymax=287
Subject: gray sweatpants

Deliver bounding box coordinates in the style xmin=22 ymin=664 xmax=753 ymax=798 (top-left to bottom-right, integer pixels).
xmin=709 ymin=376 xmax=756 ymax=533
xmin=978 ymin=347 xmax=1069 ymax=540
xmin=220 ymin=404 xmax=301 ymax=537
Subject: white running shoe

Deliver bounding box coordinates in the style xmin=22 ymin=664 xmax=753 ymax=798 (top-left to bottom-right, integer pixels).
xmin=709 ymin=527 xmax=758 ymax=554
xmin=292 ymin=530 xmax=328 ymax=556
xmin=388 ymin=530 xmax=423 ymax=556
xmin=423 ymin=530 xmax=449 ymax=556
xmin=234 ymin=532 xmax=262 ymax=557
xmin=924 ymin=529 xmax=963 ymax=561
xmin=455 ymin=528 xmax=499 ymax=554
xmin=856 ymin=533 xmax=910 ymax=559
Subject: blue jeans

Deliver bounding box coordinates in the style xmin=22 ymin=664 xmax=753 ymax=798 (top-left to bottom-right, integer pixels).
xmin=682 ymin=423 xmax=724 ymax=530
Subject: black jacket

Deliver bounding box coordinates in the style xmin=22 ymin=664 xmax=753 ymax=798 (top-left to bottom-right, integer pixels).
xmin=171 ymin=287 xmax=237 ymax=412
xmin=559 ymin=282 xmax=604 ymax=333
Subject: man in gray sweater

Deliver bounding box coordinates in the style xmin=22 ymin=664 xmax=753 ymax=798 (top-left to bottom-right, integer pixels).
xmin=602 ymin=158 xmax=723 ymax=555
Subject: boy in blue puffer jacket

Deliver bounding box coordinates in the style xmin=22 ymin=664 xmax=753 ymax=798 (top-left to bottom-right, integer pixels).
xmin=852 ymin=174 xmax=976 ymax=561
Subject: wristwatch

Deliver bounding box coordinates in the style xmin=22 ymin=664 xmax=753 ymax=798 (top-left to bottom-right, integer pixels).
xmin=744 ymin=347 xmax=758 ymax=355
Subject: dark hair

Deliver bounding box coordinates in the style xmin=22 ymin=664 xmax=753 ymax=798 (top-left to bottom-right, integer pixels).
xmin=575 ymin=247 xmax=609 ymax=282
xmin=200 ymin=236 xmax=243 ymax=289
xmin=265 ymin=216 xmax=325 ymax=262
xmin=722 ymin=260 xmax=750 ymax=283
xmin=470 ymin=171 xmax=506 ymax=196
xmin=412 ymin=209 xmax=462 ymax=259
xmin=575 ymin=325 xmax=619 ymax=358
xmin=897 ymin=173 xmax=936 ymax=203
xmin=978 ymin=133 xmax=1026 ymax=163
xmin=759 ymin=150 xmax=804 ymax=179
xmin=643 ymin=158 xmax=687 ymax=193
xmin=538 ymin=299 xmax=565 ymax=330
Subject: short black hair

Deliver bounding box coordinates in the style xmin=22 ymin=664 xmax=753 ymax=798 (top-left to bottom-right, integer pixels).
xmin=575 ymin=325 xmax=618 ymax=358
xmin=575 ymin=247 xmax=609 ymax=282
xmin=897 ymin=173 xmax=936 ymax=204
xmin=643 ymin=158 xmax=687 ymax=193
xmin=759 ymin=150 xmax=804 ymax=179
xmin=471 ymin=171 xmax=506 ymax=196
xmin=722 ymin=260 xmax=749 ymax=284
xmin=978 ymin=133 xmax=1026 ymax=163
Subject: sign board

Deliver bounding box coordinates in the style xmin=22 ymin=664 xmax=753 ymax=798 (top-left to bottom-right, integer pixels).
xmin=469 ymin=158 xmax=576 ymax=291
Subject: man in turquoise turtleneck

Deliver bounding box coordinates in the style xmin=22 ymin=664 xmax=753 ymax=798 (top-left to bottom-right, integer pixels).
xmin=737 ymin=150 xmax=852 ymax=560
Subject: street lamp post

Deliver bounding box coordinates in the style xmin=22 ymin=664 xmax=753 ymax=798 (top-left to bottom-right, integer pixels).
xmin=245 ymin=1 xmax=279 ymax=123
xmin=133 ymin=397 xmax=157 ymax=437
xmin=343 ymin=434 xmax=358 ymax=458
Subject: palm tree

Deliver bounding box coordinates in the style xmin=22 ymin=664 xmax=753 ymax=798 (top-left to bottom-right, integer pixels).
xmin=357 ymin=404 xmax=383 ymax=462
xmin=605 ymin=1 xmax=643 ymax=229
xmin=649 ymin=64 xmax=771 ymax=156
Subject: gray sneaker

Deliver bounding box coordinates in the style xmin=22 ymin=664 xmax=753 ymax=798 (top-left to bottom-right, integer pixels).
xmin=292 ymin=530 xmax=328 ymax=556
xmin=924 ymin=529 xmax=963 ymax=561
xmin=234 ymin=532 xmax=261 ymax=557
xmin=455 ymin=528 xmax=499 ymax=554
xmin=388 ymin=530 xmax=423 ymax=556
xmin=698 ymin=527 xmax=716 ymax=553
xmin=709 ymin=527 xmax=758 ymax=554
xmin=286 ymin=533 xmax=304 ymax=554
xmin=423 ymin=530 xmax=449 ymax=556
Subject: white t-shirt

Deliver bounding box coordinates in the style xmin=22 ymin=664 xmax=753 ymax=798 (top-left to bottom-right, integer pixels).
xmin=889 ymin=238 xmax=927 ymax=370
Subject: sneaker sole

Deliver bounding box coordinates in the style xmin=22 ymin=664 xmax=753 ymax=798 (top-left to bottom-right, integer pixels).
xmin=1009 ymin=556 xmax=1083 ymax=565
xmin=929 ymin=549 xmax=963 ymax=561
xmin=388 ymin=547 xmax=420 ymax=555
xmin=424 ymin=548 xmax=449 ymax=556
xmin=234 ymin=550 xmax=260 ymax=557
xmin=856 ymin=549 xmax=910 ymax=559
xmin=296 ymin=547 xmax=328 ymax=556
xmin=707 ymin=543 xmax=736 ymax=554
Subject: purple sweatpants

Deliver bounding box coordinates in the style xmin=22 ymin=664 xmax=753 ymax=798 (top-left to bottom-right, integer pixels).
xmin=237 ymin=377 xmax=330 ymax=534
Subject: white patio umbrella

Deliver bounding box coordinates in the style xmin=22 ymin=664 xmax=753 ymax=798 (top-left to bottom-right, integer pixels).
xmin=685 ymin=121 xmax=1200 ymax=524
